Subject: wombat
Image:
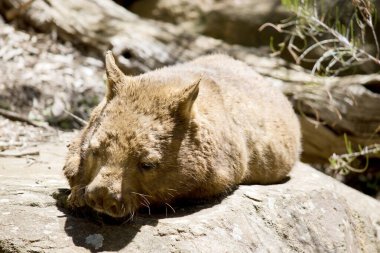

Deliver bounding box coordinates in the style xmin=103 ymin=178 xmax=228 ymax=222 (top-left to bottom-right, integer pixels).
xmin=63 ymin=52 xmax=301 ymax=218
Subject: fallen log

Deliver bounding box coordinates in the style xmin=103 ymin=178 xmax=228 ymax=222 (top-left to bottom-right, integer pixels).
xmin=1 ymin=0 xmax=379 ymax=162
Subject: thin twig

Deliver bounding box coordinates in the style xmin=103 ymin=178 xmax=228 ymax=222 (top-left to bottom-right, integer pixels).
xmin=0 ymin=142 xmax=23 ymax=151
xmin=64 ymin=109 xmax=88 ymax=126
xmin=332 ymin=144 xmax=380 ymax=160
xmin=298 ymin=39 xmax=339 ymax=63
xmin=0 ymin=108 xmax=46 ymax=128
xmin=0 ymin=150 xmax=39 ymax=157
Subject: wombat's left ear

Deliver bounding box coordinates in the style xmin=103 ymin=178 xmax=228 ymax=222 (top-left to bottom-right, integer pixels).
xmin=177 ymin=77 xmax=201 ymax=119
xmin=105 ymin=51 xmax=129 ymax=100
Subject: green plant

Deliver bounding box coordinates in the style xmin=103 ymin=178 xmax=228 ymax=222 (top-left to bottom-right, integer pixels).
xmin=329 ymin=134 xmax=380 ymax=175
xmin=261 ymin=0 xmax=380 ymax=75
xmin=261 ymin=0 xmax=380 ymax=178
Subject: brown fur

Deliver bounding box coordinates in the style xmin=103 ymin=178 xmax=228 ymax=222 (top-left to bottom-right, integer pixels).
xmin=63 ymin=52 xmax=301 ymax=217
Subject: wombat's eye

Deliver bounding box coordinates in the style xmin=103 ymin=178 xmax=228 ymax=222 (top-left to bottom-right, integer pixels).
xmin=139 ymin=162 xmax=157 ymax=171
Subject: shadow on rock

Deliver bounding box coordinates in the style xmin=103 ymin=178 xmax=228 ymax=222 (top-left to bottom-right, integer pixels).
xmin=52 ymin=188 xmax=155 ymax=252
xmin=52 ymin=188 xmax=225 ymax=252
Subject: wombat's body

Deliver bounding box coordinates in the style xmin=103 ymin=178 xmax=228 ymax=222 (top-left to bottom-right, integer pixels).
xmin=64 ymin=53 xmax=301 ymax=217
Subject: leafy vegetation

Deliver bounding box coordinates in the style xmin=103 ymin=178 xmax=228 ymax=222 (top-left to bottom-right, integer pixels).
xmin=262 ymin=0 xmax=380 ymax=75
xmin=262 ymin=0 xmax=380 ymax=198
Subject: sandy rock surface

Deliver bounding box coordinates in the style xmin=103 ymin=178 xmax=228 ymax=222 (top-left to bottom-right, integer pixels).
xmin=0 ymin=130 xmax=379 ymax=252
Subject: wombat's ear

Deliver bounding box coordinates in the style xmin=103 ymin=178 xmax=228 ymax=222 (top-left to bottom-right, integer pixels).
xmin=177 ymin=77 xmax=201 ymax=119
xmin=105 ymin=51 xmax=128 ymax=100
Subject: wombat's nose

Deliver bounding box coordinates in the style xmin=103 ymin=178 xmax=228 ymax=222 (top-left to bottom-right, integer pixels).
xmin=85 ymin=187 xmax=122 ymax=216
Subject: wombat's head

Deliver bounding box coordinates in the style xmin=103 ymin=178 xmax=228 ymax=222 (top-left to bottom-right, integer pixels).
xmin=63 ymin=52 xmax=202 ymax=217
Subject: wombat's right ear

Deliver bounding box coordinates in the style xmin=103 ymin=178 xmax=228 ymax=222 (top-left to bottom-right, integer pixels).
xmin=176 ymin=77 xmax=201 ymax=119
xmin=105 ymin=51 xmax=129 ymax=100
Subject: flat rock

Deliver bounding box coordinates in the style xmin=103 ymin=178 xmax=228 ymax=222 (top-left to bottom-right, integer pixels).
xmin=0 ymin=132 xmax=379 ymax=252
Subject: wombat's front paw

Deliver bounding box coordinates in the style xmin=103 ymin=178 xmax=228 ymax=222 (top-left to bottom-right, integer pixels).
xmin=67 ymin=186 xmax=86 ymax=208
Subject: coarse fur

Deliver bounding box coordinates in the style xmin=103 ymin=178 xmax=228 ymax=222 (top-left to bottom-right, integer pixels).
xmin=63 ymin=52 xmax=301 ymax=217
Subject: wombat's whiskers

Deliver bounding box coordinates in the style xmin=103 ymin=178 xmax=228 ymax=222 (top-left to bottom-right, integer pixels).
xmin=121 ymin=202 xmax=126 ymax=215
xmin=141 ymin=202 xmax=151 ymax=215
xmin=123 ymin=210 xmax=135 ymax=224
xmin=165 ymin=202 xmax=176 ymax=216
xmin=131 ymin=192 xmax=151 ymax=198
xmin=130 ymin=210 xmax=135 ymax=221
xmin=131 ymin=191 xmax=151 ymax=206
xmin=131 ymin=191 xmax=152 ymax=215
xmin=165 ymin=188 xmax=177 ymax=199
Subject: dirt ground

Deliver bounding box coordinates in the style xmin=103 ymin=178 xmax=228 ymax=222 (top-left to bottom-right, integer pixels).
xmin=0 ymin=22 xmax=104 ymax=129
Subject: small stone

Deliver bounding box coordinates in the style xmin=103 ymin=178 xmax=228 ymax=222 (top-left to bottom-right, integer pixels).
xmin=85 ymin=234 xmax=104 ymax=250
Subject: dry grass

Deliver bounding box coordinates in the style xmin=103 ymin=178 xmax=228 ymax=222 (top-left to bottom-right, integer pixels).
xmin=260 ymin=0 xmax=380 ymax=76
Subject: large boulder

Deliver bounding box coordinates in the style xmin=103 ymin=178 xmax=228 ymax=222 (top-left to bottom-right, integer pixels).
xmin=128 ymin=0 xmax=289 ymax=47
xmin=0 ymin=131 xmax=379 ymax=252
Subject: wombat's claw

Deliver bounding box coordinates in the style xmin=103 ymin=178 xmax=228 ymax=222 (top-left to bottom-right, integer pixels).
xmin=67 ymin=188 xmax=86 ymax=208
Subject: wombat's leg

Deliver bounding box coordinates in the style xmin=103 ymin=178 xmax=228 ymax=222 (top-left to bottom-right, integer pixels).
xmin=67 ymin=185 xmax=86 ymax=208
xmin=63 ymin=135 xmax=82 ymax=187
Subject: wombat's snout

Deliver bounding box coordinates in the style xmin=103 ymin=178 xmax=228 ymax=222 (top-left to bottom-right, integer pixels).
xmin=85 ymin=186 xmax=123 ymax=217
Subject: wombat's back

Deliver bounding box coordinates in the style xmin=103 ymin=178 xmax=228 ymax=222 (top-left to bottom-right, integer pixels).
xmin=146 ymin=55 xmax=301 ymax=184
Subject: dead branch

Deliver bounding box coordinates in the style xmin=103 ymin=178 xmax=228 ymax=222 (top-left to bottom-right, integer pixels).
xmin=0 ymin=108 xmax=45 ymax=128
xmin=0 ymin=149 xmax=39 ymax=157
